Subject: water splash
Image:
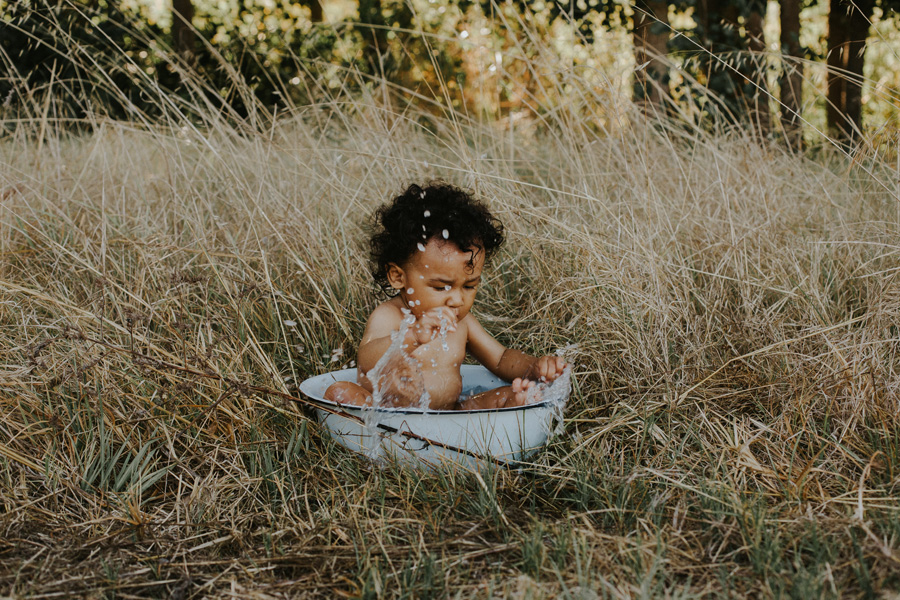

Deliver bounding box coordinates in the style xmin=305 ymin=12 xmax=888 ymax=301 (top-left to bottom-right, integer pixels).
xmin=359 ymin=309 xmax=417 ymax=460
xmin=533 ymin=366 xmax=571 ymax=437
xmin=437 ymin=314 xmax=451 ymax=352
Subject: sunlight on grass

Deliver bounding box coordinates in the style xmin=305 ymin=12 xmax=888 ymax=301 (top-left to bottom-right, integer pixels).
xmin=2 ymin=10 xmax=900 ymax=598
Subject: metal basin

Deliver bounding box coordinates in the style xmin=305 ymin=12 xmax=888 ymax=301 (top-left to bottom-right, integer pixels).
xmin=299 ymin=365 xmax=567 ymax=469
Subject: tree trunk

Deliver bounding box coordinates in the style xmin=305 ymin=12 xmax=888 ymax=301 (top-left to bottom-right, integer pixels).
xmin=827 ymin=0 xmax=873 ymax=142
xmin=309 ymin=0 xmax=323 ymax=23
xmin=745 ymin=0 xmax=770 ymax=137
xmin=358 ymin=0 xmax=387 ymax=71
xmin=826 ymin=0 xmax=846 ymax=138
xmin=779 ymin=0 xmax=803 ymax=150
xmin=632 ymin=0 xmax=670 ymax=113
xmin=843 ymin=0 xmax=873 ymax=141
xmin=171 ymin=0 xmax=195 ymax=64
xmin=693 ymin=0 xmax=747 ymax=124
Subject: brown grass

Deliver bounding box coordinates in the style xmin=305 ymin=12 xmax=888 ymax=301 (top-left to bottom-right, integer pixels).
xmin=3 ymin=16 xmax=900 ymax=599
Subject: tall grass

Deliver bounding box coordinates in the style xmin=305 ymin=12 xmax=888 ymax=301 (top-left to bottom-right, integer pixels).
xmin=2 ymin=12 xmax=900 ymax=598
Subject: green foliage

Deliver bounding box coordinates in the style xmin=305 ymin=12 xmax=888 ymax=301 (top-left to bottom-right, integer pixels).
xmin=668 ymin=0 xmax=769 ymax=128
xmin=0 ymin=0 xmax=358 ymax=123
xmin=0 ymin=0 xmax=159 ymax=123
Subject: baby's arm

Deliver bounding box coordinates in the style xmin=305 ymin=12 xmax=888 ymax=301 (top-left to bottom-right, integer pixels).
xmin=465 ymin=317 xmax=567 ymax=383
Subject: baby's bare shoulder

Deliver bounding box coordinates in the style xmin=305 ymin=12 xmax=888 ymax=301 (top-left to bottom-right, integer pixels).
xmin=459 ymin=313 xmax=482 ymax=335
xmin=361 ymin=298 xmax=405 ymax=341
xmin=369 ymin=298 xmax=404 ymax=323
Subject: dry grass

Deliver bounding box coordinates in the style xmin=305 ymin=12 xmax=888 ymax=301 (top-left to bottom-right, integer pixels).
xmin=3 ymin=18 xmax=900 ymax=599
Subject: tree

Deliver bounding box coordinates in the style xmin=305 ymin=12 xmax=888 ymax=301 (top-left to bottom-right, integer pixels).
xmin=826 ymin=0 xmax=874 ymax=143
xmin=685 ymin=0 xmax=771 ymax=134
xmin=171 ymin=0 xmax=196 ymax=64
xmin=309 ymin=0 xmax=324 ymax=23
xmin=779 ymin=0 xmax=803 ymax=149
xmin=358 ymin=0 xmax=388 ymax=70
xmin=744 ymin=0 xmax=769 ymax=136
xmin=632 ymin=0 xmax=671 ymax=113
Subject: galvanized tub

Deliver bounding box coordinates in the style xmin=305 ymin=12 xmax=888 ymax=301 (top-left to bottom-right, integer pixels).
xmin=299 ymin=365 xmax=568 ymax=469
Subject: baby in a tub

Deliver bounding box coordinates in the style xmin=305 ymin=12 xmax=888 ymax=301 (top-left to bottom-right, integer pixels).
xmin=324 ymin=182 xmax=567 ymax=410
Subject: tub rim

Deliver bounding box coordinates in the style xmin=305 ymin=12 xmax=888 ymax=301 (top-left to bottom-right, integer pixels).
xmin=299 ymin=366 xmax=556 ymax=416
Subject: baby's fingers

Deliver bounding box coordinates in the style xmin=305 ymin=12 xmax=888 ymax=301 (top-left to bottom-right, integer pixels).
xmin=540 ymin=356 xmax=567 ymax=381
xmin=554 ymin=356 xmax=568 ymax=374
xmin=433 ymin=307 xmax=458 ymax=331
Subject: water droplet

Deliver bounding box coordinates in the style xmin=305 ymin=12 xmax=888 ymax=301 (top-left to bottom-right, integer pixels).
xmin=444 ymin=285 xmax=451 ymax=291
xmin=414 ymin=300 xmax=421 ymax=305
xmin=442 ymin=229 xmax=449 ymax=239
xmin=283 ymin=320 xmax=297 ymax=327
xmin=407 ymin=288 xmax=415 ymax=294
xmin=417 ymin=243 xmax=426 ymax=252
xmin=423 ymin=210 xmax=430 ymax=217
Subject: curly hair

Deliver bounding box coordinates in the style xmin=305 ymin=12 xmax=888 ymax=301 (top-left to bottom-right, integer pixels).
xmin=369 ymin=182 xmax=505 ymax=293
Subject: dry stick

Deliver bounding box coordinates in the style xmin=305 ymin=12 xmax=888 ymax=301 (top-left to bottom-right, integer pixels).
xmin=76 ymin=334 xmax=508 ymax=467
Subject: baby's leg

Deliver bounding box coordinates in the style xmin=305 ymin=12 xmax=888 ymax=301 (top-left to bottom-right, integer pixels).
xmin=459 ymin=378 xmax=538 ymax=410
xmin=324 ymin=381 xmax=373 ymax=407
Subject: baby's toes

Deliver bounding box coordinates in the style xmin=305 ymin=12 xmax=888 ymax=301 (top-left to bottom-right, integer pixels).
xmin=511 ymin=379 xmax=538 ymax=406
xmin=512 ymin=386 xmax=529 ymax=406
xmin=524 ymin=379 xmax=544 ymax=403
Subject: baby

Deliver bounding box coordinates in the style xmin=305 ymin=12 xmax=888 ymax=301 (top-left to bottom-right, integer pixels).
xmin=325 ymin=182 xmax=567 ymax=410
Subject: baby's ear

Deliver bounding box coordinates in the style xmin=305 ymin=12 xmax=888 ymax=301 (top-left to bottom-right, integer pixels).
xmin=386 ymin=263 xmax=406 ymax=289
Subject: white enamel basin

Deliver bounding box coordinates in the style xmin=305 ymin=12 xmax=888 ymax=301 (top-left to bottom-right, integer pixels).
xmin=299 ymin=365 xmax=568 ymax=469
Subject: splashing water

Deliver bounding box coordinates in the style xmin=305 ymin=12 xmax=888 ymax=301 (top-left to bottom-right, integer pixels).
xmin=359 ymin=309 xmax=418 ymax=460
xmin=532 ymin=365 xmax=572 ymax=438
xmin=437 ymin=314 xmax=451 ymax=352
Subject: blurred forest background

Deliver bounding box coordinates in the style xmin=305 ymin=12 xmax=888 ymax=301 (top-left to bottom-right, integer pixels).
xmin=2 ymin=0 xmax=899 ymax=149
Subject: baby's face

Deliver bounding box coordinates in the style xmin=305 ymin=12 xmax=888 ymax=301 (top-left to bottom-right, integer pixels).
xmin=392 ymin=238 xmax=485 ymax=320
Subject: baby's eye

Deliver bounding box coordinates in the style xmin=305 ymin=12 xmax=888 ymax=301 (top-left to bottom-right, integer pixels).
xmin=464 ymin=285 xmax=477 ymax=290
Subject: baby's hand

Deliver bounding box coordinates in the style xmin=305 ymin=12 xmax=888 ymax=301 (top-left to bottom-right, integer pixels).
xmin=528 ymin=355 xmax=568 ymax=383
xmin=409 ymin=307 xmax=457 ymax=346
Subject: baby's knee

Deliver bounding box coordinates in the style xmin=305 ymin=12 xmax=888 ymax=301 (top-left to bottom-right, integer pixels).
xmin=325 ymin=381 xmax=371 ymax=406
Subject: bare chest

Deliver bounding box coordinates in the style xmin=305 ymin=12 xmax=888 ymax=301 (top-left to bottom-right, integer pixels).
xmin=411 ymin=329 xmax=468 ymax=409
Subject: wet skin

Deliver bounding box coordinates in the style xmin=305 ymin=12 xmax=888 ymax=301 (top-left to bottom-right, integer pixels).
xmin=324 ymin=237 xmax=567 ymax=410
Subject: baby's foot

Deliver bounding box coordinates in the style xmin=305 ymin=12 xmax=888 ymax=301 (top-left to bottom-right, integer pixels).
xmin=509 ymin=377 xmax=541 ymax=407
